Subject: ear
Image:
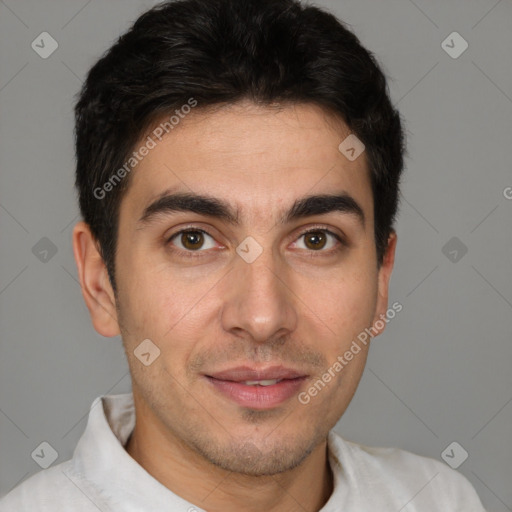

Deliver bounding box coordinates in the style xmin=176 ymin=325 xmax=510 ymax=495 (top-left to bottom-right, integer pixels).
xmin=371 ymin=230 xmax=398 ymax=336
xmin=72 ymin=221 xmax=120 ymax=337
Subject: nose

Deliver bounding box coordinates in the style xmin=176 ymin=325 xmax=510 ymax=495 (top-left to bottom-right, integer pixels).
xmin=220 ymin=247 xmax=298 ymax=345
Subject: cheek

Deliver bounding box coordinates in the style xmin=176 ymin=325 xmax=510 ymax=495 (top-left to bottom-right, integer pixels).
xmin=309 ymin=266 xmax=378 ymax=343
xmin=118 ymin=261 xmax=214 ymax=353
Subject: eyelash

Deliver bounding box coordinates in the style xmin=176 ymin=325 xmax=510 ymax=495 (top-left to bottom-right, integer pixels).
xmin=165 ymin=226 xmax=346 ymax=259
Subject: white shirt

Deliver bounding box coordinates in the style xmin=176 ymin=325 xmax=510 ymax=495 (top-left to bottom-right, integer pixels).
xmin=0 ymin=393 xmax=486 ymax=511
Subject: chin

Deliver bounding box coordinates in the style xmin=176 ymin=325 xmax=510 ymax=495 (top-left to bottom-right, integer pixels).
xmin=190 ymin=431 xmax=322 ymax=476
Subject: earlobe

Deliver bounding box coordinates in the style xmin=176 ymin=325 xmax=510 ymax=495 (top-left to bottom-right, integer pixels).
xmin=72 ymin=221 xmax=121 ymax=337
xmin=372 ymin=230 xmax=398 ymax=336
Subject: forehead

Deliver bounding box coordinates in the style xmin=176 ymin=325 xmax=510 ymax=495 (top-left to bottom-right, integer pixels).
xmin=120 ymin=102 xmax=373 ymax=227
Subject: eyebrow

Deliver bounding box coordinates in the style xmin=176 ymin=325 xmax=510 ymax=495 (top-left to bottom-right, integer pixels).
xmin=137 ymin=190 xmax=365 ymax=229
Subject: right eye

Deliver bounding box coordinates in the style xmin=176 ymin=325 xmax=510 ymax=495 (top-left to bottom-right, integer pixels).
xmin=167 ymin=228 xmax=218 ymax=254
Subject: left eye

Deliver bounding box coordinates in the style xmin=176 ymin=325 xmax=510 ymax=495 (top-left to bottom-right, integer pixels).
xmin=293 ymin=230 xmax=340 ymax=251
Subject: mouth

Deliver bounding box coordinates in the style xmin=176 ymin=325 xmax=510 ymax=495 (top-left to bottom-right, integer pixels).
xmin=204 ymin=366 xmax=308 ymax=409
xmin=237 ymin=378 xmax=286 ymax=386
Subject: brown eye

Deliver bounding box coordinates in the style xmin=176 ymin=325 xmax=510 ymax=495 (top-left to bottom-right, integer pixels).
xmin=294 ymin=228 xmax=342 ymax=253
xmin=181 ymin=231 xmax=204 ymax=250
xmin=169 ymin=229 xmax=216 ymax=252
xmin=304 ymin=231 xmax=327 ymax=250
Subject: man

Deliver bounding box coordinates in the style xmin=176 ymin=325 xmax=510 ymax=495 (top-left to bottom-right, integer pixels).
xmin=0 ymin=0 xmax=486 ymax=510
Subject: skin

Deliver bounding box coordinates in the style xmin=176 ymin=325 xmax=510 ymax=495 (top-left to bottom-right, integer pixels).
xmin=73 ymin=101 xmax=397 ymax=512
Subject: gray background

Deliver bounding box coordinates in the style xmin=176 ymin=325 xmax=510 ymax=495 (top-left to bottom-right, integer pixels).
xmin=0 ymin=0 xmax=511 ymax=509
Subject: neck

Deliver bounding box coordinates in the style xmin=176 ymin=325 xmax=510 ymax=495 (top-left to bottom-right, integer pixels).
xmin=125 ymin=400 xmax=334 ymax=512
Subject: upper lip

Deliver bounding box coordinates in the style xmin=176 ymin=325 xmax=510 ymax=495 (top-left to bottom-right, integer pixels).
xmin=206 ymin=366 xmax=308 ymax=382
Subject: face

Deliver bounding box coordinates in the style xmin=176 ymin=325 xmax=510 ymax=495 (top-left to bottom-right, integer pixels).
xmin=74 ymin=101 xmax=396 ymax=477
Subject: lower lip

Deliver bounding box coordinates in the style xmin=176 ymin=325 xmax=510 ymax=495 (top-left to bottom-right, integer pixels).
xmin=205 ymin=376 xmax=307 ymax=409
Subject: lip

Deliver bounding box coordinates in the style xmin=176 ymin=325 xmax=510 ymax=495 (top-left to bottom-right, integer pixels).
xmin=206 ymin=365 xmax=307 ymax=382
xmin=204 ymin=366 xmax=308 ymax=409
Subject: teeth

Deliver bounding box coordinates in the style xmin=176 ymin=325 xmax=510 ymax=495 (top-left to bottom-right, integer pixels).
xmin=243 ymin=379 xmax=282 ymax=386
